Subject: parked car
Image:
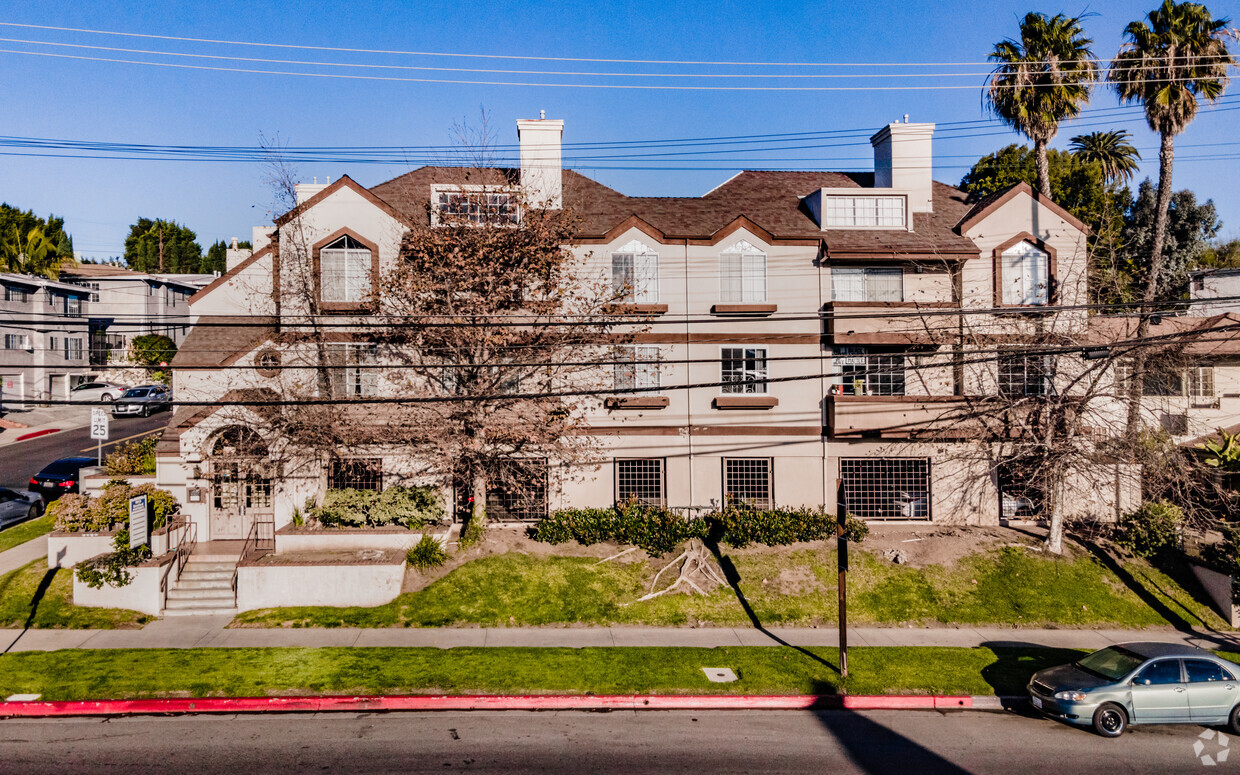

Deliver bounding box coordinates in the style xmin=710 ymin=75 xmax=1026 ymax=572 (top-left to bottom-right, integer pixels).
xmin=111 ymin=385 xmax=172 ymax=417
xmin=69 ymin=381 xmax=128 ymax=403
xmin=0 ymin=487 xmax=43 ymax=528
xmin=29 ymin=456 xmax=97 ymax=500
xmin=1028 ymin=642 xmax=1240 ymax=737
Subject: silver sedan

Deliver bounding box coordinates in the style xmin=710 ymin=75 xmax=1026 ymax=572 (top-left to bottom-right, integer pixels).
xmin=1028 ymin=642 xmax=1240 ymax=737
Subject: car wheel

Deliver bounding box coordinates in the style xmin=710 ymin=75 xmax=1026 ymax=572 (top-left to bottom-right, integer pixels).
xmin=101 ymin=393 xmax=113 ymax=402
xmin=26 ymin=505 xmax=37 ymax=521
xmin=1093 ymin=703 xmax=1127 ymax=738
xmin=141 ymin=406 xmax=150 ymax=417
xmin=1227 ymin=705 xmax=1240 ymax=736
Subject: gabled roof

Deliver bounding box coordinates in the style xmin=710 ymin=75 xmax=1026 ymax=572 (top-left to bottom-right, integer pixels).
xmin=274 ymin=174 xmax=413 ymax=228
xmin=171 ymin=316 xmax=276 ymax=368
xmin=188 ymin=246 xmax=271 ymax=304
xmin=956 ymin=181 xmax=1088 ymax=235
xmin=369 ymin=166 xmax=980 ymax=255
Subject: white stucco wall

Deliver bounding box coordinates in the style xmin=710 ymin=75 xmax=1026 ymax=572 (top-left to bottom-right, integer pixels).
xmin=234 ymin=561 xmax=405 ymax=611
xmin=72 ymin=557 xmax=172 ymax=617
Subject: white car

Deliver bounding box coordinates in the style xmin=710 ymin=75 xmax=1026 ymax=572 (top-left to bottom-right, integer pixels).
xmin=70 ymin=381 xmax=128 ymax=403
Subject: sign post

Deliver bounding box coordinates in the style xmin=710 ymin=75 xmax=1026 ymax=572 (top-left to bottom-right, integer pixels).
xmin=90 ymin=408 xmax=109 ymax=465
xmin=128 ymin=494 xmax=149 ymax=549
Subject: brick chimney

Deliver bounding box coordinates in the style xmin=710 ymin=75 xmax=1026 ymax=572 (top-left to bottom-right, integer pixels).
xmin=516 ymin=114 xmax=564 ymax=210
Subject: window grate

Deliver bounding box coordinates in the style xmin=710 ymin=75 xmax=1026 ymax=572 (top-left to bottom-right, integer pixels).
xmin=721 ymin=347 xmax=768 ymax=394
xmin=840 ymin=458 xmax=930 ymax=521
xmin=454 ymin=460 xmax=549 ymax=522
xmin=329 ymin=458 xmax=383 ymax=491
xmin=998 ymin=353 xmax=1050 ymax=397
xmin=616 ymin=458 xmax=666 ymax=506
xmin=724 ymin=458 xmax=773 ymax=508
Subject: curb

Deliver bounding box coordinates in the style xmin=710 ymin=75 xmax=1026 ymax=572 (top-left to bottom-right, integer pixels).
xmin=0 ymin=694 xmax=978 ymax=718
xmin=13 ymin=428 xmax=60 ymax=442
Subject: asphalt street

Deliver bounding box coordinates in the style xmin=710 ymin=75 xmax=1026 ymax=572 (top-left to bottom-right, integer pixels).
xmin=0 ymin=709 xmax=1228 ymax=774
xmin=0 ymin=411 xmax=171 ymax=490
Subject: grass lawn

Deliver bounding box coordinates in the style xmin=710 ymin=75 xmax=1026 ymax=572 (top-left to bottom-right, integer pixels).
xmin=0 ymin=560 xmax=151 ymax=629
xmin=233 ymin=545 xmax=1230 ymax=631
xmin=0 ymin=513 xmax=54 ymax=555
xmin=0 ymin=645 xmax=1097 ymax=701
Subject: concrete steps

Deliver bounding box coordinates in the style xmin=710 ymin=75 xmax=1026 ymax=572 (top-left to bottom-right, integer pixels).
xmin=163 ymin=557 xmax=239 ymax=616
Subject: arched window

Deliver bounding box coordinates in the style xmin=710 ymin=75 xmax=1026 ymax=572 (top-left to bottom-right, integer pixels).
xmin=999 ymin=240 xmax=1050 ymax=306
xmin=206 ymin=427 xmax=271 ymax=511
xmin=719 ymin=240 xmax=767 ymax=303
xmin=611 ymin=239 xmax=659 ymax=303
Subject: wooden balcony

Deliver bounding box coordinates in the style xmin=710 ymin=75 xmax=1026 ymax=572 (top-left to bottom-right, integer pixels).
xmin=824 ymin=301 xmax=958 ymax=345
xmin=827 ymin=395 xmax=979 ymax=439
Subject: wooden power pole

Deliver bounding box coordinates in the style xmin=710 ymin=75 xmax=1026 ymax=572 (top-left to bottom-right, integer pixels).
xmin=836 ymin=477 xmax=849 ymax=679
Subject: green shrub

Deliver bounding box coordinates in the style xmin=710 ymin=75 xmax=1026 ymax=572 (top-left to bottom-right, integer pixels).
xmin=74 ymin=529 xmax=154 ymax=588
xmin=456 ymin=518 xmax=486 ymax=550
xmin=105 ymin=436 xmax=157 ymax=476
xmin=310 ymin=486 xmax=445 ymax=528
xmin=532 ymin=501 xmax=868 ymax=557
xmin=1114 ymin=500 xmax=1184 ymax=558
xmin=406 ymin=534 xmax=448 ymax=570
xmin=50 ymin=482 xmax=177 ymax=533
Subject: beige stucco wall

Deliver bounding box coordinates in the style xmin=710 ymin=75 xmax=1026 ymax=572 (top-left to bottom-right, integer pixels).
xmin=234 ymin=561 xmax=404 ymax=612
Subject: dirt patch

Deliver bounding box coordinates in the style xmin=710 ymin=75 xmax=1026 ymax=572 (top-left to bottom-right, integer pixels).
xmin=861 ymin=524 xmax=1055 ymax=568
xmin=766 ymin=567 xmax=827 ymax=596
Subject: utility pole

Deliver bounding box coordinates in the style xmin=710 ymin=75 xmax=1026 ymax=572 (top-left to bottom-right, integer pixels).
xmin=836 ymin=477 xmax=849 ymax=679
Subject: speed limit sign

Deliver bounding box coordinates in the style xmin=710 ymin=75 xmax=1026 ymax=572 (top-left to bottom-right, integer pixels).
xmin=90 ymin=408 xmax=109 ymax=440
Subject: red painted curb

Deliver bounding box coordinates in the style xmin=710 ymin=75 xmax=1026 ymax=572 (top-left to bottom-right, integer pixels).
xmin=13 ymin=428 xmax=60 ymax=442
xmin=0 ymin=694 xmax=974 ymax=718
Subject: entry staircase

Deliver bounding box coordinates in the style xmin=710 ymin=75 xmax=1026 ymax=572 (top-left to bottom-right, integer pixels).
xmin=162 ymin=543 xmax=243 ymax=616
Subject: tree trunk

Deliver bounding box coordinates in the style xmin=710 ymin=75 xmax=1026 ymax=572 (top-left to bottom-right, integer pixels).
xmin=469 ymin=469 xmax=487 ymax=529
xmin=1043 ymin=472 xmax=1064 ymax=554
xmin=1123 ymin=132 xmax=1176 ymax=438
xmin=1034 ymin=139 xmax=1051 ymax=198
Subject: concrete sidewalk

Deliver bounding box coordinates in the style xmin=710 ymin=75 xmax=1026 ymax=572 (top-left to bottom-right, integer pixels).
xmin=0 ymin=536 xmax=47 ymax=577
xmin=0 ymin=405 xmax=91 ymax=446
xmin=4 ymin=616 xmax=1240 ymax=654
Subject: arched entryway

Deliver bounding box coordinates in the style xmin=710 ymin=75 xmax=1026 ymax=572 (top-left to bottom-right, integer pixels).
xmin=205 ymin=426 xmax=273 ymax=540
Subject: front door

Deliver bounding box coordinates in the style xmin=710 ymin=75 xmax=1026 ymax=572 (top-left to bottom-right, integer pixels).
xmin=1130 ymin=659 xmax=1191 ymax=724
xmin=209 ymin=461 xmax=272 ymax=540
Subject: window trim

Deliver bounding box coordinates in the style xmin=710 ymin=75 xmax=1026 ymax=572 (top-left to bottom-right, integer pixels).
xmin=993 ymin=233 xmax=1057 ymax=308
xmin=611 ymin=239 xmax=660 ymax=304
xmin=430 ymin=184 xmax=520 ymax=227
xmin=720 ymin=344 xmax=769 ymax=395
xmin=311 ymin=227 xmax=380 ymax=312
xmin=822 ymin=194 xmax=909 ymax=230
xmin=718 ymin=239 xmax=768 ymax=304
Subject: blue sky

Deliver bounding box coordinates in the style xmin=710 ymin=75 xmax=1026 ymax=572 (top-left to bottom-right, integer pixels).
xmin=0 ymin=0 xmax=1236 ymax=260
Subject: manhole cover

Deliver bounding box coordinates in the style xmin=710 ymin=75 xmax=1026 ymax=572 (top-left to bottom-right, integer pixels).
xmin=702 ymin=668 xmax=737 ymax=683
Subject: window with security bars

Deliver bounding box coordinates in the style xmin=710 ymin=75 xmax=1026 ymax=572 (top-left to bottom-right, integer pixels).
xmin=320 ymin=235 xmax=372 ymax=303
xmin=612 ymin=242 xmax=659 ymax=303
xmin=327 ymin=343 xmax=379 ymax=398
xmin=834 ymin=350 xmax=905 ymax=396
xmin=840 ymin=458 xmax=930 ymax=521
xmin=824 ymin=196 xmax=906 ymax=228
xmin=998 ymin=461 xmax=1043 ymax=519
xmin=998 ymin=353 xmax=1050 ymax=397
xmin=616 ymin=458 xmax=666 ymax=506
xmin=4 ymin=285 xmax=29 ymax=303
xmin=721 ymin=347 xmax=768 ymax=394
xmin=719 ymin=241 xmax=767 ymax=303
xmin=830 ymin=267 xmax=903 ymax=302
xmin=614 ymin=345 xmax=661 ymax=391
xmin=453 ymin=460 xmax=548 ymax=521
xmin=724 ymin=458 xmax=773 ymax=509
xmin=329 ymin=458 xmax=383 ymax=491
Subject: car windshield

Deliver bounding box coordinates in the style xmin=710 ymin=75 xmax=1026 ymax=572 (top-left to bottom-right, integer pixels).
xmin=1076 ymin=646 xmax=1147 ymax=680
xmin=123 ymin=388 xmax=151 ymax=398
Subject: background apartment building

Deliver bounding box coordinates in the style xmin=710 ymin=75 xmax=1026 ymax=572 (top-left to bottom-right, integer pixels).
xmin=0 ymin=272 xmax=92 ymax=404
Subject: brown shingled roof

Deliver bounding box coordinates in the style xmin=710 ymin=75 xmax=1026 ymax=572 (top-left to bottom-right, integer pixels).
xmin=369 ymin=166 xmax=980 ymax=256
xmin=171 ymin=316 xmax=276 ymax=369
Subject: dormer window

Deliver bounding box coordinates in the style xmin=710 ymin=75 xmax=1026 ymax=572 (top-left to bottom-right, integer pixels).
xmin=998 ymin=239 xmax=1050 ymax=306
xmin=433 ymin=186 xmax=518 ymax=226
xmin=611 ymin=240 xmax=659 ymax=303
xmin=825 ymin=196 xmax=906 ymax=228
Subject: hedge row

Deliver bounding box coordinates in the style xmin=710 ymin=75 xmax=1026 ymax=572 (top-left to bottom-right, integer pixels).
xmin=530 ymin=501 xmax=868 ymax=557
xmin=310 ymin=486 xmax=445 ymax=528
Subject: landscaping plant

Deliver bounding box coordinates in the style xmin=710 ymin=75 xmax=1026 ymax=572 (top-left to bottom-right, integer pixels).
xmin=74 ymin=529 xmax=153 ymax=589
xmin=406 ymin=534 xmax=448 ymax=570
xmin=1114 ymin=500 xmax=1183 ymax=558
xmin=310 ymin=486 xmax=444 ymax=529
xmin=50 ymin=481 xmax=176 ymax=533
xmin=105 ymin=435 xmax=157 ymax=476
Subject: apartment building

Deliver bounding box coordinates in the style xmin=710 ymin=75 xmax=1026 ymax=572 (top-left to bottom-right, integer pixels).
xmin=0 ymin=272 xmax=92 ymax=404
xmin=153 ymin=113 xmax=1160 ymax=544
xmin=60 ymin=264 xmax=213 ymax=365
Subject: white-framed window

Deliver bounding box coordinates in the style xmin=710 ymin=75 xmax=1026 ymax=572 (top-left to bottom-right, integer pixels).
xmin=1189 ymin=366 xmax=1215 ymax=399
xmin=320 ymin=235 xmax=372 ymax=304
xmin=1000 ymin=241 xmax=1050 ymax=306
xmin=833 ymin=348 xmax=906 ymax=396
xmin=721 ymin=346 xmax=768 ymax=394
xmin=719 ymin=240 xmax=767 ymax=303
xmin=614 ymin=345 xmax=661 ymax=391
xmin=4 ymin=285 xmax=30 ymax=303
xmin=3 ymin=333 xmax=30 ymax=350
xmin=432 ymin=186 xmax=519 ymax=226
xmin=327 ymin=343 xmax=379 ymax=398
xmin=824 ymin=196 xmax=906 ymax=228
xmin=64 ymin=338 xmax=83 ymax=361
xmin=615 ymin=458 xmax=666 ymax=507
xmin=611 ymin=240 xmax=659 ymax=303
xmin=64 ymin=296 xmax=82 ymax=316
xmin=998 ymin=352 xmax=1051 ymax=397
xmin=831 ymin=267 xmax=904 ymax=302
xmin=724 ymin=458 xmax=773 ymax=509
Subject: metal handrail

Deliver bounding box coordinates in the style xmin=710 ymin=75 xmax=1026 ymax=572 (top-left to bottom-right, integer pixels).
xmin=231 ymin=516 xmax=275 ymax=605
xmin=160 ymin=517 xmax=196 ymax=611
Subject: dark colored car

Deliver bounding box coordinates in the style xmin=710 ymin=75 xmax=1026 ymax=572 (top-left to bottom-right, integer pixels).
xmin=1028 ymin=642 xmax=1240 ymax=737
xmin=111 ymin=385 xmax=172 ymax=417
xmin=29 ymin=457 xmax=97 ymax=500
xmin=0 ymin=487 xmax=43 ymax=528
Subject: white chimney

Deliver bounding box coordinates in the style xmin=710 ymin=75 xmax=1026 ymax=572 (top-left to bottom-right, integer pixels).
xmin=870 ymin=121 xmax=935 ymax=214
xmin=516 ymin=116 xmax=564 ymax=210
xmin=294 ymin=180 xmax=330 ymax=204
xmin=225 ymin=236 xmax=253 ymax=271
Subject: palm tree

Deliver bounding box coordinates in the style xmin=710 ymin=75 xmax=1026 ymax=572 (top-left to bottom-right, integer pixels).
xmin=1069 ymin=129 xmax=1142 ymax=184
xmin=1109 ymin=0 xmax=1233 ymax=435
xmin=0 ymin=226 xmax=75 ymax=279
xmin=987 ymin=12 xmax=1099 ymax=196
